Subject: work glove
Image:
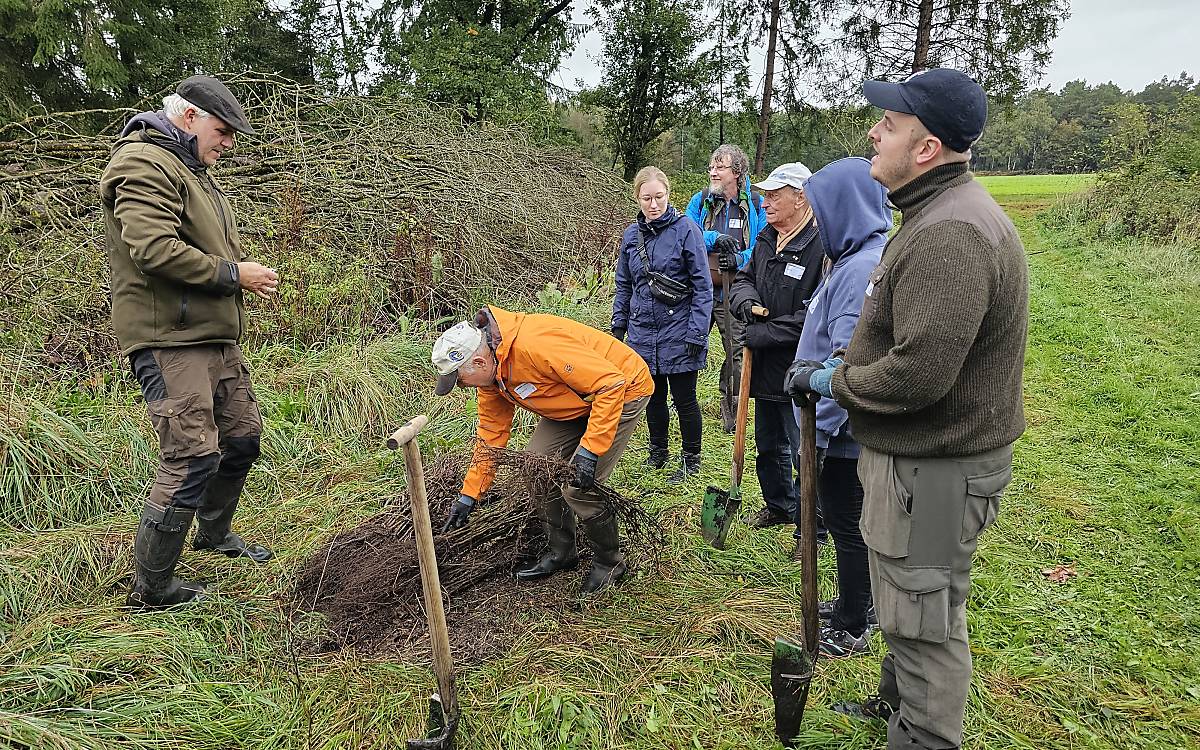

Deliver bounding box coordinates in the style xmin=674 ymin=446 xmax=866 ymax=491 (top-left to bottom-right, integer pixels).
xmin=569 ymin=449 xmax=598 ymax=490
xmin=611 ymin=327 xmax=627 ymax=342
xmin=441 ymin=494 xmax=475 ymax=532
xmin=785 ymin=358 xmax=839 ymax=400
xmin=735 ymin=299 xmax=762 ymax=323
xmin=713 ymin=234 xmax=740 ymax=272
xmin=686 ymin=341 xmax=705 ymax=360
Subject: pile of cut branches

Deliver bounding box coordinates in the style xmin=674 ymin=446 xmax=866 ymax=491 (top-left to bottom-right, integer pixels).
xmin=0 ymin=73 xmax=629 ymax=377
xmin=292 ymin=445 xmax=662 ymax=655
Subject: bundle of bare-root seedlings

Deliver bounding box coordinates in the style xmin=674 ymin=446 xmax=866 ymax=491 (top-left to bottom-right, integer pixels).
xmin=292 ymin=445 xmax=662 ymax=658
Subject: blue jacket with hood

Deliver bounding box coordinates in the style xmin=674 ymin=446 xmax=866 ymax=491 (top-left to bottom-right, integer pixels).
xmin=686 ymin=182 xmax=768 ymax=301
xmin=792 ymin=157 xmax=892 ymax=458
xmin=612 ymin=206 xmax=713 ymax=375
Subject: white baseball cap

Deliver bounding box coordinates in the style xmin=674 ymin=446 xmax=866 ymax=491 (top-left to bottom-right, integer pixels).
xmin=754 ymin=162 xmax=812 ymax=191
xmin=432 ymin=321 xmax=485 ymax=396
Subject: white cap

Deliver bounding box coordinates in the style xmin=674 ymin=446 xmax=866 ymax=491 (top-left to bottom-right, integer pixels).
xmin=754 ymin=162 xmax=812 ymax=191
xmin=432 ymin=321 xmax=485 ymax=396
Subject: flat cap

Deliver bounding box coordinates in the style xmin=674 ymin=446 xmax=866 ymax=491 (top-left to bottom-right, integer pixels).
xmin=176 ymin=75 xmax=256 ymax=135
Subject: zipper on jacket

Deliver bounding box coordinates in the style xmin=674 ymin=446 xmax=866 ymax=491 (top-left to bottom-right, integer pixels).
xmin=176 ymin=292 xmax=189 ymax=329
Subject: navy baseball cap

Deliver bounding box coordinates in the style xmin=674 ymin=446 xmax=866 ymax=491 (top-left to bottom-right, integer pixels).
xmin=863 ymin=68 xmax=987 ymax=153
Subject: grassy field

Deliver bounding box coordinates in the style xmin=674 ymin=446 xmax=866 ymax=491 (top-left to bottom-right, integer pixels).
xmin=1 ymin=173 xmax=1198 ymax=749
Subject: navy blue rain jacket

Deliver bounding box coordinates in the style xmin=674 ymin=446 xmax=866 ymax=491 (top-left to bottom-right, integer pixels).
xmin=792 ymin=157 xmax=892 ymax=457
xmin=612 ymin=206 xmax=713 ymax=374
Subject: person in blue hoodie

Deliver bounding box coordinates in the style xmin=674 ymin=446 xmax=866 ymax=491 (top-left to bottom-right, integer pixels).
xmin=613 ymin=166 xmax=713 ymax=480
xmin=685 ymin=145 xmax=767 ymax=432
xmin=786 ymin=157 xmax=892 ymax=658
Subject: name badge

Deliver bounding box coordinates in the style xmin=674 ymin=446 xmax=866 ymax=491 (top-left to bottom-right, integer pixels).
xmin=784 ymin=263 xmax=806 ymax=280
xmin=513 ymin=383 xmax=537 ymax=399
xmin=865 ymin=282 xmax=874 ymax=297
xmin=728 ymin=219 xmax=744 ymax=229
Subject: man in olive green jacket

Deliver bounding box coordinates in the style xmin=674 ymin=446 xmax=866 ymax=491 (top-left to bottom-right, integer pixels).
xmin=101 ymin=76 xmax=280 ymax=608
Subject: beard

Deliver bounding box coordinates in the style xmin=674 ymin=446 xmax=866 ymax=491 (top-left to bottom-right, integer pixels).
xmin=873 ymin=151 xmax=916 ymax=191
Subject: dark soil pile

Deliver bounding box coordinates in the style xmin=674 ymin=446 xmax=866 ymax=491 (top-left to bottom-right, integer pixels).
xmin=292 ymin=446 xmax=660 ymax=661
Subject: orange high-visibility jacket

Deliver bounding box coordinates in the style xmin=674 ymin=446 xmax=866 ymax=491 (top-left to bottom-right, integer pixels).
xmin=460 ymin=305 xmax=653 ymax=500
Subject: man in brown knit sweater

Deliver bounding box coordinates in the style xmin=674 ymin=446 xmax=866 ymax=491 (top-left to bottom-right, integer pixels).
xmin=787 ymin=68 xmax=1028 ymax=749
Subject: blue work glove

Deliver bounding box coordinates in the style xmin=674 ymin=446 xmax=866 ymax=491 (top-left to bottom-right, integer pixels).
xmin=441 ymin=494 xmax=475 ymax=532
xmin=569 ymin=448 xmax=598 ymax=490
xmin=809 ymin=365 xmax=836 ymax=398
xmin=785 ymin=359 xmax=826 ymax=401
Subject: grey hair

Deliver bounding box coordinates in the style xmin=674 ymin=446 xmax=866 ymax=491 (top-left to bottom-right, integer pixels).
xmin=457 ymin=338 xmax=492 ymax=377
xmin=710 ymin=144 xmax=750 ymax=178
xmin=162 ymin=93 xmax=211 ymax=120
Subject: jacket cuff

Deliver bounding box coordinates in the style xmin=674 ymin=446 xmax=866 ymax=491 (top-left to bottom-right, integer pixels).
xmin=459 ymin=494 xmax=476 ymax=506
xmin=575 ymin=446 xmax=599 ymax=461
xmin=203 ymin=260 xmax=240 ymax=296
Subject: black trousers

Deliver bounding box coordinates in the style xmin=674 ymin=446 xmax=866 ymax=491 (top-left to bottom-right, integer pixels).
xmin=647 ymin=371 xmax=702 ymax=455
xmin=823 ymin=455 xmax=872 ymax=635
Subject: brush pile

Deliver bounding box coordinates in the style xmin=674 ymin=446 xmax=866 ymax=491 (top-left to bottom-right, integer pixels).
xmin=0 ymin=73 xmax=629 ymax=377
xmin=292 ymin=445 xmax=662 ymax=657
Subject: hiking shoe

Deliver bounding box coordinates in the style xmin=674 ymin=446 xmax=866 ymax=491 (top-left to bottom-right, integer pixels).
xmin=818 ymin=598 xmax=878 ymax=628
xmin=819 ymin=625 xmax=870 ymax=658
xmin=745 ymin=507 xmax=791 ymax=528
xmin=668 ymin=452 xmax=701 ymax=482
xmin=644 ymin=448 xmax=670 ymax=470
xmin=831 ymin=695 xmax=896 ymax=722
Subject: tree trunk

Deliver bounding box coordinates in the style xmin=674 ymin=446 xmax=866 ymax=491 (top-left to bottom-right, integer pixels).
xmin=754 ymin=0 xmax=781 ymax=174
xmin=912 ymin=0 xmax=934 ymax=72
xmin=333 ymin=0 xmax=360 ymax=95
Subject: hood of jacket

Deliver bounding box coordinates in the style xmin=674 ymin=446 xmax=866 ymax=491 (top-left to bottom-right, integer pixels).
xmin=803 ymin=157 xmax=891 ymax=262
xmin=118 ymin=110 xmax=205 ymax=172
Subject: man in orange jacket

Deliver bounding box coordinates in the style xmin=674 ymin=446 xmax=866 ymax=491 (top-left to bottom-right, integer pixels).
xmin=432 ymin=305 xmax=654 ymax=594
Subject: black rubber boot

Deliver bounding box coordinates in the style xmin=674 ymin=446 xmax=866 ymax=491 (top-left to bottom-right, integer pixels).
xmin=643 ymin=446 xmax=670 ymax=470
xmin=580 ymin=508 xmax=628 ymax=595
xmin=127 ymin=504 xmax=207 ymax=609
xmin=668 ymin=452 xmax=701 ymax=482
xmin=193 ymin=442 xmax=273 ymax=563
xmin=516 ymin=496 xmax=579 ymax=581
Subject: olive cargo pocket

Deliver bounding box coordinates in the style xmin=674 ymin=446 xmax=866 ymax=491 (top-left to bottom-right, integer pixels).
xmin=874 ymin=563 xmax=952 ymax=644
xmin=147 ymin=393 xmax=208 ymax=459
xmin=860 ymin=450 xmax=912 ymax=559
xmin=961 ymin=464 xmax=1011 ymax=543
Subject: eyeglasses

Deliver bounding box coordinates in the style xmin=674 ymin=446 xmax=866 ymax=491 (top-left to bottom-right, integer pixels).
xmin=709 ymin=163 xmax=732 ymax=172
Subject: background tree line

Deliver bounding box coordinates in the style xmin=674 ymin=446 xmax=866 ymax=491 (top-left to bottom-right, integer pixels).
xmin=4 ymin=0 xmax=1193 ymax=178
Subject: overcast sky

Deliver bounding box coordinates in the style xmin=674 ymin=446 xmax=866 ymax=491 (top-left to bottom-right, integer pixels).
xmin=554 ymin=0 xmax=1196 ymax=96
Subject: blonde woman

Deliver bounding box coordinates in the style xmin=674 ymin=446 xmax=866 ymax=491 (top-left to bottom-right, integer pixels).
xmin=611 ymin=167 xmax=713 ymax=480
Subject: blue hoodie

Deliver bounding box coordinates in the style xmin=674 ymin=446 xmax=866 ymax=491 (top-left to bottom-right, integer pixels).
xmin=792 ymin=157 xmax=892 ymax=458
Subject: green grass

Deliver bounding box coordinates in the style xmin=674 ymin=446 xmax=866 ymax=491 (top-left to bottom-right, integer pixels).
xmin=1 ymin=176 xmax=1198 ymax=749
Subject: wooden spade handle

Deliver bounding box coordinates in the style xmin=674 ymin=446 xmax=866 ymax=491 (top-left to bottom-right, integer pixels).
xmin=732 ymin=346 xmax=753 ymax=487
xmin=388 ymin=415 xmax=459 ymax=723
xmin=387 ymin=415 xmax=429 ymax=449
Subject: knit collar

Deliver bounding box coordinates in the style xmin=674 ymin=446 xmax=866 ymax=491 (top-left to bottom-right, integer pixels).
xmin=888 ymin=162 xmax=972 ymax=218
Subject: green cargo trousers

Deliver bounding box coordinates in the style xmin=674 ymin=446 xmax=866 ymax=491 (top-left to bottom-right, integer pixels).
xmin=858 ymin=444 xmax=1013 ymax=750
xmin=524 ymin=396 xmax=649 ymax=522
xmin=129 ymin=344 xmax=263 ymax=514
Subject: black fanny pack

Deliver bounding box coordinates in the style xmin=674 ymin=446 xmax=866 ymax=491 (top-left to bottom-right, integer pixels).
xmin=637 ymin=231 xmax=692 ymax=306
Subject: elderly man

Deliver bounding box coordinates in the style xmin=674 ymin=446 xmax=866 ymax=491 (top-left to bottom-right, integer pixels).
xmin=101 ymin=76 xmax=280 ymax=608
xmin=787 ymin=69 xmax=1028 ymax=749
xmin=685 ymin=144 xmax=766 ymax=433
xmin=728 ymin=162 xmax=823 ymax=546
xmin=433 ymin=305 xmax=653 ymax=594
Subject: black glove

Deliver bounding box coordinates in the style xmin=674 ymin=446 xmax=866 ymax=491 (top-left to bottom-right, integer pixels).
xmin=441 ymin=494 xmax=475 ymax=532
xmin=686 ymin=341 xmax=704 ymax=359
xmin=735 ymin=300 xmax=759 ymax=323
xmin=569 ymin=450 xmax=598 ymax=490
xmin=611 ymin=327 xmax=627 ymax=342
xmin=784 ymin=358 xmax=825 ymax=401
xmin=713 ymin=235 xmax=740 ymax=271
